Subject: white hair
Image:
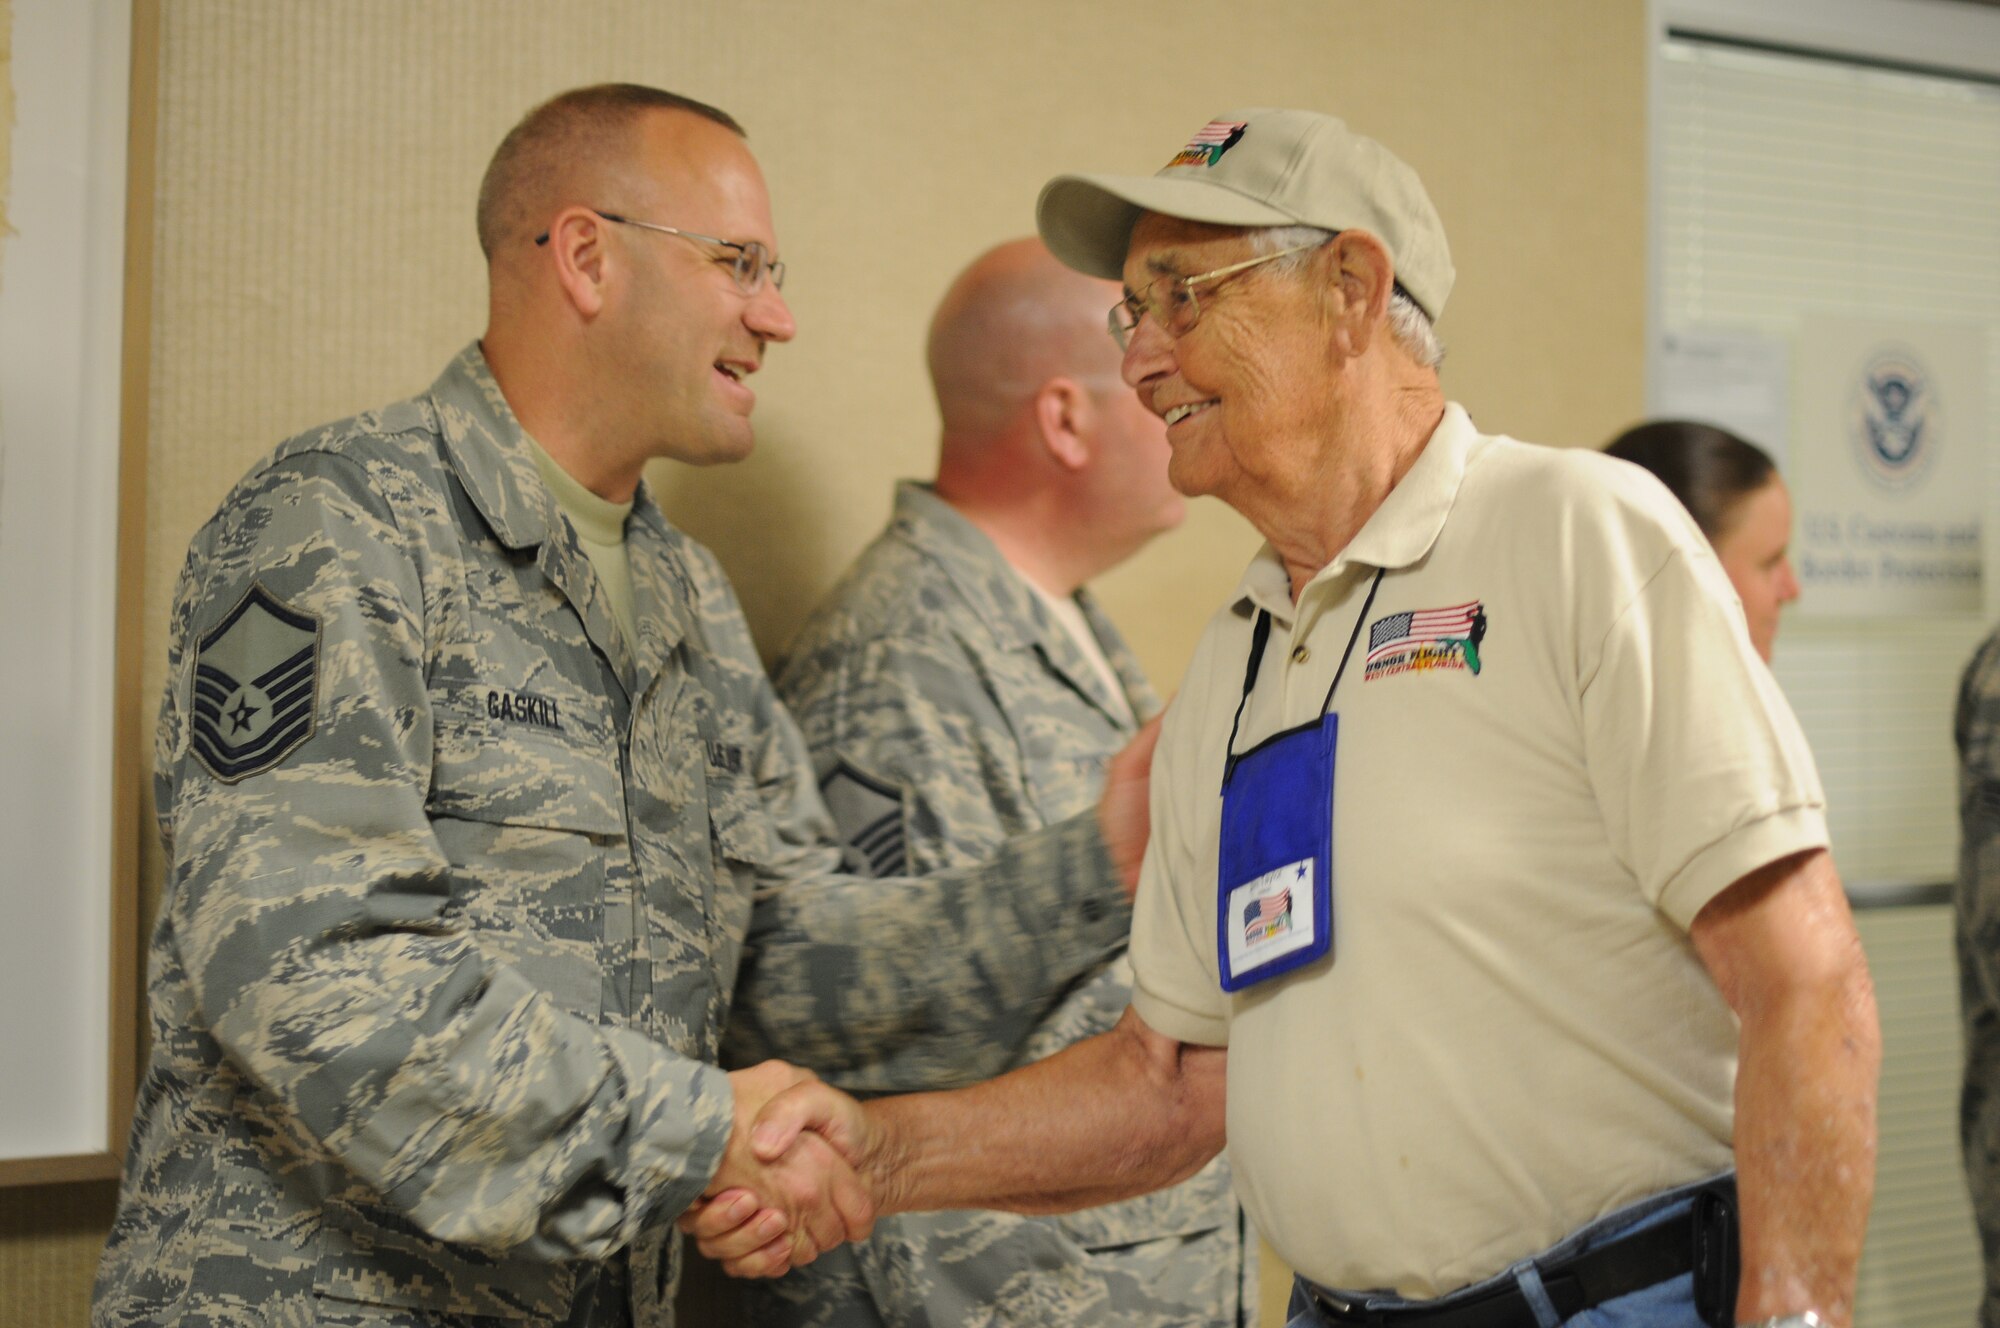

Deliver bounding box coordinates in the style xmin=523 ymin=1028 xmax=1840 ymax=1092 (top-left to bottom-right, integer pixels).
xmin=1250 ymin=224 xmax=1444 ymax=369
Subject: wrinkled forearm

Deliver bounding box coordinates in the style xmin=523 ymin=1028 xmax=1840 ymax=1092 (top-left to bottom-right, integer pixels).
xmin=860 ymin=1008 xmax=1226 ymax=1218
xmin=1731 ymin=946 xmax=1880 ymax=1326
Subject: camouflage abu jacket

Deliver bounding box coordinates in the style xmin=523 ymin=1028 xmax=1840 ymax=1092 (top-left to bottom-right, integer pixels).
xmin=93 ymin=348 xmax=1132 ymax=1328
xmin=751 ymin=482 xmax=1250 ymax=1328
xmin=1958 ymin=625 xmax=2000 ymax=1328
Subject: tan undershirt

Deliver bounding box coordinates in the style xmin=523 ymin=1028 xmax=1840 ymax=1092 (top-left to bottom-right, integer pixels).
xmin=1025 ymin=579 xmax=1135 ymax=727
xmin=526 ymin=439 xmax=637 ymax=646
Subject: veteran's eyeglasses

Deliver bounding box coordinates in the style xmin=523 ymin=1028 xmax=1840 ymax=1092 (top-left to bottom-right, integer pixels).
xmin=535 ymin=209 xmax=786 ymax=295
xmin=1108 ymin=242 xmax=1321 ymax=350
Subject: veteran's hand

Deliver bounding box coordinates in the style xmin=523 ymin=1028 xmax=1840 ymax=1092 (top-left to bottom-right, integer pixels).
xmin=1098 ymin=711 xmax=1164 ymax=897
xmin=682 ymin=1061 xmax=875 ymax=1278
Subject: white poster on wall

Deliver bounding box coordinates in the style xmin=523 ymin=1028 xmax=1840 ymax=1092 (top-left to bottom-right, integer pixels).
xmin=1791 ymin=318 xmax=1985 ymax=616
xmin=0 ymin=0 xmax=128 ymax=1166
xmin=1656 ymin=327 xmax=1791 ymax=469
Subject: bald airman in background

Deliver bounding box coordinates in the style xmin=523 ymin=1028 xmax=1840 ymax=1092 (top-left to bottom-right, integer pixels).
xmin=750 ymin=238 xmax=1250 ymax=1327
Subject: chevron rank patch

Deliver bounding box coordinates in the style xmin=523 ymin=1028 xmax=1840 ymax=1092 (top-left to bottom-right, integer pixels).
xmin=818 ymin=756 xmax=907 ymax=878
xmin=190 ymin=581 xmax=321 ymax=782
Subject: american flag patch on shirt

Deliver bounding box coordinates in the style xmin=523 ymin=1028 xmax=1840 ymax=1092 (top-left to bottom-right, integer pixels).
xmin=1364 ymin=600 xmax=1487 ymax=680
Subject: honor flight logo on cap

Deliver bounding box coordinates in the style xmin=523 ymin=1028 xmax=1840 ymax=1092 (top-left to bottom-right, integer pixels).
xmin=1037 ymin=106 xmax=1457 ymax=321
xmin=1167 ymin=120 xmax=1248 ymax=169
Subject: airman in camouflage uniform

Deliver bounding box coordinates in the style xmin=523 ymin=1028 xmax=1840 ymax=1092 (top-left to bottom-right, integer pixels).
xmin=749 ymin=240 xmax=1250 ymax=1328
xmin=93 ymin=91 xmax=1139 ymax=1328
xmin=1957 ymin=625 xmax=2000 ymax=1328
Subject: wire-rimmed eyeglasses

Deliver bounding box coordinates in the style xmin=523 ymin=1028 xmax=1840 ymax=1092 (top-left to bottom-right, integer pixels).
xmin=535 ymin=208 xmax=786 ymax=295
xmin=1108 ymin=242 xmax=1320 ymax=350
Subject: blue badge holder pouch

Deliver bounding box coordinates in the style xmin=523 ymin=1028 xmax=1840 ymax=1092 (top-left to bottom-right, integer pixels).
xmin=1217 ymin=712 xmax=1338 ymax=991
xmin=1214 ymin=570 xmax=1382 ymax=994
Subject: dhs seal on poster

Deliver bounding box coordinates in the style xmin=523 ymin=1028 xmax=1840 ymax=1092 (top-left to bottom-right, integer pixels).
xmin=1794 ymin=318 xmax=1984 ymax=617
xmin=1848 ymin=348 xmax=1938 ymax=492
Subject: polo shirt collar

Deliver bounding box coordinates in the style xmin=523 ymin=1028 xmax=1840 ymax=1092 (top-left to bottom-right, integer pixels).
xmin=1232 ymin=402 xmax=1479 ymax=622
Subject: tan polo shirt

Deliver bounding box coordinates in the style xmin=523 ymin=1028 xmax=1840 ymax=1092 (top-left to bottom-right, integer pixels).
xmin=1129 ymin=404 xmax=1827 ymax=1296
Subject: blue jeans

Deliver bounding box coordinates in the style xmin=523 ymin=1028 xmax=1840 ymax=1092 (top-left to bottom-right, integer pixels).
xmin=1286 ymin=1173 xmax=1730 ymax=1328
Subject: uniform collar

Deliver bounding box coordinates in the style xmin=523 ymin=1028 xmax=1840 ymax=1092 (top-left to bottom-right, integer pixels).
xmin=429 ymin=341 xmax=693 ymax=692
xmin=430 ymin=342 xmax=563 ymax=552
xmin=887 ymin=481 xmax=1043 ymax=652
xmin=1231 ymin=402 xmax=1480 ymax=623
xmin=888 ymin=481 xmax=1151 ymax=726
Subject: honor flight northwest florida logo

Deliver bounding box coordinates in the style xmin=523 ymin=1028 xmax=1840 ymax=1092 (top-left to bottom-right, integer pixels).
xmin=1849 ymin=348 xmax=1939 ymax=492
xmin=1167 ymin=120 xmax=1248 ymax=169
xmin=1364 ymin=600 xmax=1487 ymax=682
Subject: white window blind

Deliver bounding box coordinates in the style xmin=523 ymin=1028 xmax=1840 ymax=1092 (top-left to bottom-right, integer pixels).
xmin=1659 ymin=34 xmax=2000 ymax=1326
xmin=1660 ymin=35 xmax=2000 ymax=890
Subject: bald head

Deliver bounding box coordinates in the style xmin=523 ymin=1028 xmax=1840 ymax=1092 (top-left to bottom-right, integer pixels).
xmin=476 ymin=83 xmax=743 ymax=261
xmin=926 ymin=239 xmax=1182 ymax=593
xmin=927 ymin=238 xmax=1126 ymax=443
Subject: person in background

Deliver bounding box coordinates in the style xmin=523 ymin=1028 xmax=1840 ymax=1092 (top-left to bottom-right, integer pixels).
xmin=1957 ymin=625 xmax=2000 ymax=1328
xmin=753 ymin=236 xmax=1249 ymax=1327
xmin=1603 ymin=421 xmax=1800 ymax=662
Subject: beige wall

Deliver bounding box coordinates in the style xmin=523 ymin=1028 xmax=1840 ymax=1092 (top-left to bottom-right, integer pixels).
xmin=0 ymin=2 xmax=1647 ymax=1324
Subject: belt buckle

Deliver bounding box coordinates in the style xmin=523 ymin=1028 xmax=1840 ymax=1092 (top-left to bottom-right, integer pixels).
xmin=1309 ymin=1286 xmax=1380 ymax=1324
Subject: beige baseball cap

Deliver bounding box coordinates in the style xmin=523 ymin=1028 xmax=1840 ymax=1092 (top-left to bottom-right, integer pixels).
xmin=1036 ymin=107 xmax=1454 ymax=320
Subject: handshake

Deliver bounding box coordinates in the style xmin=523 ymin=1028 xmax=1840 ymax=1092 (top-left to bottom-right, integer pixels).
xmin=679 ymin=1060 xmax=884 ymax=1279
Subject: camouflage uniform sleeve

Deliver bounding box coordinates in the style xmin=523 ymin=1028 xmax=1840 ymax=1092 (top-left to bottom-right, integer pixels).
xmin=1956 ymin=628 xmax=2000 ymax=1327
xmin=157 ymin=452 xmax=731 ymax=1261
xmin=713 ymin=634 xmax=1130 ymax=1096
xmin=782 ymin=633 xmax=1023 ymax=875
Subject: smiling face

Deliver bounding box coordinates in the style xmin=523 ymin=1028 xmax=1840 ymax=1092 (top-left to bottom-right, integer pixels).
xmin=607 ymin=110 xmax=796 ymax=467
xmin=1712 ymin=476 xmax=1800 ymax=662
xmin=1118 ymin=213 xmax=1340 ymax=513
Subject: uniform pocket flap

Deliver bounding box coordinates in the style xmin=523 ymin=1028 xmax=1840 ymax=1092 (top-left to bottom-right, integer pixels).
xmin=428 ymin=676 xmax=625 ymax=837
xmin=313 ymin=1199 xmax=579 ymax=1320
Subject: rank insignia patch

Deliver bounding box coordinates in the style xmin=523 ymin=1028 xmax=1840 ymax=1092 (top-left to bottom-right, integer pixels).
xmin=189 ymin=581 xmax=321 ymax=782
xmin=1167 ymin=120 xmax=1248 ymax=169
xmin=818 ymin=756 xmax=906 ymax=878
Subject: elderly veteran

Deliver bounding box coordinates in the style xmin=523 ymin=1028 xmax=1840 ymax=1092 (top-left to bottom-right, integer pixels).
xmin=691 ymin=108 xmax=1879 ymax=1328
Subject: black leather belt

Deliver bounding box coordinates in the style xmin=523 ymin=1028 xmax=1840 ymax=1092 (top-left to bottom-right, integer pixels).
xmin=1303 ymin=1186 xmax=1732 ymax=1328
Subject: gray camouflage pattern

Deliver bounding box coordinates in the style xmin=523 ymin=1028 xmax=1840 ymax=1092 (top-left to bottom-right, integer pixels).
xmin=94 ymin=349 xmax=1132 ymax=1328
xmin=1958 ymin=625 xmax=2000 ymax=1328
xmin=743 ymin=483 xmax=1251 ymax=1328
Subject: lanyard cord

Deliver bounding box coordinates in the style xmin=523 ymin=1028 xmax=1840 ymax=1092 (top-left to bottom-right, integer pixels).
xmin=1322 ymin=567 xmax=1386 ymax=712
xmin=1223 ymin=567 xmax=1387 ymax=762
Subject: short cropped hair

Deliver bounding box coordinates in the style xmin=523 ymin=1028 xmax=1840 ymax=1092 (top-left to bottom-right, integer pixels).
xmin=1602 ymin=420 xmax=1778 ymax=541
xmin=1251 ymin=224 xmax=1445 ymax=369
xmin=476 ymin=83 xmax=744 ymax=259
